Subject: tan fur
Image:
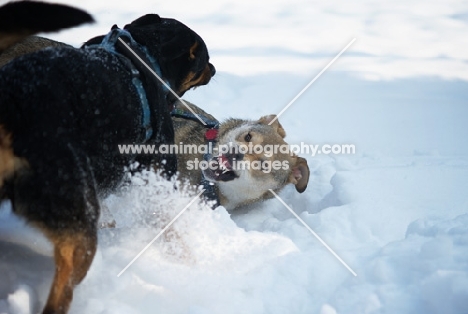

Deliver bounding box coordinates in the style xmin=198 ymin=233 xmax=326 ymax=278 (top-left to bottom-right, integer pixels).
xmin=0 ymin=31 xmax=32 ymax=53
xmin=41 ymin=231 xmax=97 ymax=314
xmin=178 ymin=64 xmax=213 ymax=95
xmin=0 ymin=126 xmax=15 ymax=185
xmin=173 ymin=100 xmax=310 ymax=210
xmin=0 ymin=35 xmax=69 ymax=189
xmin=189 ymin=42 xmax=198 ymax=60
xmin=173 ymin=103 xmax=217 ymax=178
xmin=0 ymin=125 xmax=29 ymax=187
xmin=0 ymin=11 xmax=93 ymax=314
xmin=258 ymin=114 xmax=286 ymax=138
xmin=0 ymin=35 xmax=69 ymax=67
xmin=0 ymin=3 xmax=95 ymax=313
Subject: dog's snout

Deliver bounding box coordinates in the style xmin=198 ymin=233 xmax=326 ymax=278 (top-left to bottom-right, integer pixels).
xmin=209 ymin=63 xmax=216 ymax=77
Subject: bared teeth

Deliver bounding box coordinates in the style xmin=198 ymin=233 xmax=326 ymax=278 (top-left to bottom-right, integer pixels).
xmin=220 ymin=161 xmax=230 ymax=173
xmin=211 ymin=155 xmax=234 ymax=176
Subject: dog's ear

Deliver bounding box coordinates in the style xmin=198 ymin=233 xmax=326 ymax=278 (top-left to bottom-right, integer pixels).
xmin=160 ymin=18 xmax=201 ymax=61
xmin=288 ymin=157 xmax=309 ymax=193
xmin=124 ymin=14 xmax=162 ymax=49
xmin=125 ymin=14 xmax=186 ymax=57
xmin=159 ymin=32 xmax=194 ymax=61
xmin=124 ymin=14 xmax=161 ymax=28
xmin=189 ymin=42 xmax=198 ymax=60
xmin=259 ymin=115 xmax=286 ymax=138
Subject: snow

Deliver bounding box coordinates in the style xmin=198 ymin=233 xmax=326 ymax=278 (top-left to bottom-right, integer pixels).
xmin=1 ymin=0 xmax=468 ymax=313
xmin=2 ymin=155 xmax=467 ymax=314
xmin=35 ymin=0 xmax=468 ymax=80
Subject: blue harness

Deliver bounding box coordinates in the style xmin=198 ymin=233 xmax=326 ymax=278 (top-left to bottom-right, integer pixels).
xmin=85 ymin=28 xmax=170 ymax=143
xmin=171 ymin=106 xmax=219 ymax=128
xmin=86 ymin=29 xmax=220 ymax=207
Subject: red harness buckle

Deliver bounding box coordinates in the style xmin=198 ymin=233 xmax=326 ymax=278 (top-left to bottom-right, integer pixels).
xmin=205 ymin=128 xmax=218 ymax=141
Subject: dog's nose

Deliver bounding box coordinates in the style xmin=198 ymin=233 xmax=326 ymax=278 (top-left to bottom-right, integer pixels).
xmin=209 ymin=63 xmax=216 ymax=77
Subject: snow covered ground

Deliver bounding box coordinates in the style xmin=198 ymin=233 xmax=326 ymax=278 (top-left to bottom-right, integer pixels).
xmin=1 ymin=0 xmax=468 ymax=313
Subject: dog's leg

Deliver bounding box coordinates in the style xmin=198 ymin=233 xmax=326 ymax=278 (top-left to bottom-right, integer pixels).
xmin=42 ymin=230 xmax=97 ymax=314
xmin=42 ymin=143 xmax=99 ymax=314
xmin=9 ymin=140 xmax=100 ymax=314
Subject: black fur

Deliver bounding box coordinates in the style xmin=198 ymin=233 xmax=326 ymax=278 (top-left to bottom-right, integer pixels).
xmin=0 ymin=1 xmax=93 ymax=33
xmin=83 ymin=15 xmax=216 ymax=96
xmin=0 ymin=13 xmax=215 ymax=224
xmin=0 ymin=10 xmax=214 ymax=313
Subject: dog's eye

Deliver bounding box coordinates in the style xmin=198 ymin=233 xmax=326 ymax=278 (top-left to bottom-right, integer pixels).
xmin=244 ymin=133 xmax=252 ymax=142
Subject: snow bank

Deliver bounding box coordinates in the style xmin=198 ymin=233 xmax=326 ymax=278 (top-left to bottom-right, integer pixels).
xmin=1 ymin=154 xmax=467 ymax=313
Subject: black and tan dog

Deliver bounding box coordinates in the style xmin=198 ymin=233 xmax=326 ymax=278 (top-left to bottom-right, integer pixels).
xmin=0 ymin=1 xmax=215 ymax=313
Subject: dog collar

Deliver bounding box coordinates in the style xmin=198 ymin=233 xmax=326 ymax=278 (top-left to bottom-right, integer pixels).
xmin=86 ymin=28 xmax=171 ymax=143
xmin=171 ymin=107 xmax=219 ymax=128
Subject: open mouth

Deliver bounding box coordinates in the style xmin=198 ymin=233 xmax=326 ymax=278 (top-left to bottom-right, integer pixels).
xmin=202 ymin=154 xmax=238 ymax=182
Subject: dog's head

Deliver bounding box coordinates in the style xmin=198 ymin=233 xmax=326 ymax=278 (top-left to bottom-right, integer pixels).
xmin=123 ymin=14 xmax=215 ymax=99
xmin=204 ymin=115 xmax=309 ymax=209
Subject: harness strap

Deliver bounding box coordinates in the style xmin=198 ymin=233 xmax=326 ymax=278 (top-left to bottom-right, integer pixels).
xmin=85 ymin=28 xmax=170 ymax=143
xmin=171 ymin=106 xmax=220 ymax=208
xmin=201 ymin=128 xmax=220 ymax=208
xmin=171 ymin=107 xmax=219 ymax=128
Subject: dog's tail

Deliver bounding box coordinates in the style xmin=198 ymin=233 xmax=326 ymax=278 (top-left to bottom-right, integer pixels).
xmin=0 ymin=1 xmax=93 ymax=53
